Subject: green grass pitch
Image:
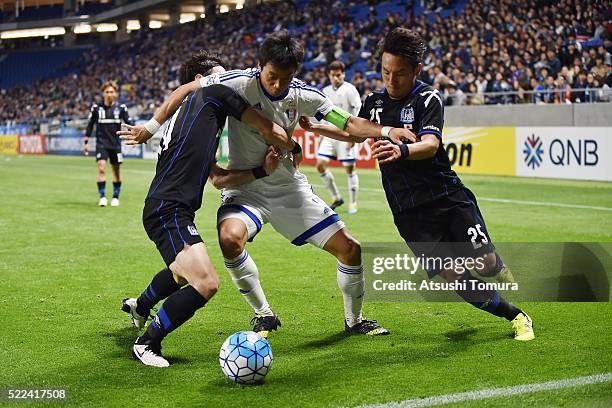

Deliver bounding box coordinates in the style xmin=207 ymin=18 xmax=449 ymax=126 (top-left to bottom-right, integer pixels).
xmin=1 ymin=154 xmax=611 ymax=407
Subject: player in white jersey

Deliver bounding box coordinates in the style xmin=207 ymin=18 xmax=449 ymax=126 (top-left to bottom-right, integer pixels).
xmin=125 ymin=32 xmax=416 ymax=337
xmin=316 ymin=61 xmax=363 ymax=214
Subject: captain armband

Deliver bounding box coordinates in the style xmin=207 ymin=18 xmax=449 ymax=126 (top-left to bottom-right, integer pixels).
xmin=325 ymin=106 xmax=352 ymax=130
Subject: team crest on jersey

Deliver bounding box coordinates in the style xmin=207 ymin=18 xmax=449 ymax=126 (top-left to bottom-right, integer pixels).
xmin=285 ymin=108 xmax=297 ymax=121
xmin=187 ymin=225 xmax=199 ymax=236
xmin=113 ymin=108 xmax=120 ymax=119
xmin=400 ymin=105 xmax=414 ymax=124
xmin=375 ymin=99 xmax=383 ymax=106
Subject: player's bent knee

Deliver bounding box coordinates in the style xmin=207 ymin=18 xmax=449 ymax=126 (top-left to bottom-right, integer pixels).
xmin=329 ymin=232 xmax=361 ymax=265
xmin=474 ymin=252 xmax=498 ymax=276
xmin=218 ymin=223 xmax=247 ymax=258
xmin=346 ymin=237 xmax=361 ymax=261
xmin=192 ymin=275 xmax=220 ymax=299
xmin=315 ymin=161 xmax=327 ymax=173
xmin=439 ymin=269 xmax=463 ymax=282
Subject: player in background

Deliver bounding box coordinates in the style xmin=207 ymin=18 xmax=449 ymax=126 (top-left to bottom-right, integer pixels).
xmin=121 ymin=32 xmax=416 ymax=338
xmin=301 ymin=28 xmax=534 ymax=342
xmin=118 ymin=51 xmax=291 ymax=367
xmin=83 ymin=81 xmax=131 ymax=207
xmin=315 ymin=61 xmax=362 ymax=214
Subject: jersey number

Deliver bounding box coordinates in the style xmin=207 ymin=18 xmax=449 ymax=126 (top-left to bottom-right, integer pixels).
xmin=369 ymin=108 xmax=382 ymax=124
xmin=467 ymin=224 xmax=488 ymax=249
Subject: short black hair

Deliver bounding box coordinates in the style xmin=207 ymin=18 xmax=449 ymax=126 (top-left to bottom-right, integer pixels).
xmin=378 ymin=27 xmax=427 ymax=68
xmin=179 ymin=50 xmax=228 ymax=85
xmin=258 ymin=30 xmax=304 ymax=71
xmin=328 ymin=60 xmax=346 ymax=72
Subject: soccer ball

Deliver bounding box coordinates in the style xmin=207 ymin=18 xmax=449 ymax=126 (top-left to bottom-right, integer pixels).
xmin=219 ymin=331 xmax=273 ymax=384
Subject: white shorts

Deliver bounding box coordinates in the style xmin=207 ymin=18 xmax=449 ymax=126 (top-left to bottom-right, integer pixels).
xmin=317 ymin=137 xmax=357 ymax=165
xmin=217 ymin=183 xmax=345 ymax=248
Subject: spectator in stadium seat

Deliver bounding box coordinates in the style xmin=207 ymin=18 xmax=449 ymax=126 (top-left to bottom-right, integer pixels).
xmin=590 ymin=56 xmax=607 ymax=78
xmin=572 ymin=71 xmax=589 ymax=103
xmin=585 ymin=73 xmax=599 ymax=103
xmin=529 ymin=77 xmax=546 ymax=104
xmin=445 ymin=83 xmax=466 ymax=106
xmin=555 ymin=75 xmax=572 ymax=104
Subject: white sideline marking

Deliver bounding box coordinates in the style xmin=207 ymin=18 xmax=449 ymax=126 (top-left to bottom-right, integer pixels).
xmin=360 ymin=372 xmax=612 ymax=408
xmin=477 ymin=197 xmax=612 ymax=212
xmin=311 ymin=184 xmax=612 ymax=212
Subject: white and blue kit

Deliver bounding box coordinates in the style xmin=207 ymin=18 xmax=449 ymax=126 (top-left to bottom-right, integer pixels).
xmin=316 ymin=81 xmax=362 ymax=165
xmin=201 ymin=69 xmax=345 ymax=248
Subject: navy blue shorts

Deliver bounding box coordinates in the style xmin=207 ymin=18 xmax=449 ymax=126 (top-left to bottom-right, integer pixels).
xmin=393 ymin=188 xmax=496 ymax=277
xmin=142 ymin=198 xmax=203 ymax=266
xmin=95 ymin=148 xmax=123 ymax=165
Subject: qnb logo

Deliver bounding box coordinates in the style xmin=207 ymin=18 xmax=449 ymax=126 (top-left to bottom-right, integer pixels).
xmin=523 ymin=134 xmax=544 ymax=169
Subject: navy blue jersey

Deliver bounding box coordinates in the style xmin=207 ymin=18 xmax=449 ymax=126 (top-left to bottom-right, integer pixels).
xmin=146 ymin=84 xmax=249 ymax=212
xmin=86 ymin=102 xmax=131 ymax=151
xmin=358 ymin=81 xmax=463 ymax=214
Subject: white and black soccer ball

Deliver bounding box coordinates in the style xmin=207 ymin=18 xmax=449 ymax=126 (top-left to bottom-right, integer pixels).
xmin=219 ymin=331 xmax=273 ymax=384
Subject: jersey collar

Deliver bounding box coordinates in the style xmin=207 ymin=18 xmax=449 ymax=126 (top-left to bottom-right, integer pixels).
xmin=411 ymin=81 xmax=425 ymax=95
xmin=383 ymin=80 xmax=425 ymax=100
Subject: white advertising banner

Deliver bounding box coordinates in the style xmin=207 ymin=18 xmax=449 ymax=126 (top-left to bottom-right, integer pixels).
xmin=516 ymin=127 xmax=611 ymax=181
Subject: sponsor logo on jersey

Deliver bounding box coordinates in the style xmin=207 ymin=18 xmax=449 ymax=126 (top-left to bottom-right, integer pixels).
xmin=187 ymin=225 xmax=199 ymax=236
xmin=400 ymin=105 xmax=414 ymax=123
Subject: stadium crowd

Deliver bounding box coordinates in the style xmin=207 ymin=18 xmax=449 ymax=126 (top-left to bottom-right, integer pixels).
xmin=0 ymin=0 xmax=610 ymax=125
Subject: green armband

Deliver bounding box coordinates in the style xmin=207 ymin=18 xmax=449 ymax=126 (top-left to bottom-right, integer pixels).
xmin=325 ymin=107 xmax=351 ymax=130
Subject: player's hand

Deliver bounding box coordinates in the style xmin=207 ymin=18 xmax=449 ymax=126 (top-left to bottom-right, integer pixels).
xmin=299 ymin=116 xmax=314 ymax=132
xmin=388 ymin=127 xmax=417 ymax=144
xmin=263 ymin=145 xmax=282 ymax=175
xmin=291 ymin=141 xmax=303 ymax=169
xmin=117 ymin=124 xmax=153 ymax=145
xmin=372 ymin=140 xmax=402 ymax=164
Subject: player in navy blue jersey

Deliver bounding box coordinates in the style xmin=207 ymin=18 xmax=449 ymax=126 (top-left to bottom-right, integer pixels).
xmin=84 ymin=81 xmax=132 ymax=207
xmin=301 ymin=28 xmax=534 ymax=342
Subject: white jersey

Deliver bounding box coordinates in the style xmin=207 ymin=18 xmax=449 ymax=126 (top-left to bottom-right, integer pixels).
xmin=201 ymin=68 xmax=333 ymax=188
xmin=322 ymin=81 xmax=362 ymax=117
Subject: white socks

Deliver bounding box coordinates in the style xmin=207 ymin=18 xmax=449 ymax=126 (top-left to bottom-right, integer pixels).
xmin=320 ymin=170 xmax=341 ymax=202
xmin=225 ymin=250 xmax=273 ymax=316
xmin=337 ymin=261 xmax=364 ymax=327
xmin=347 ymin=172 xmax=359 ymax=206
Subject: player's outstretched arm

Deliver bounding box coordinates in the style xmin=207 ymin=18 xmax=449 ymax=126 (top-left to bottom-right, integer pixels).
xmin=209 ymin=146 xmax=282 ymax=189
xmin=323 ymin=106 xmax=417 ymax=144
xmin=372 ymin=134 xmax=440 ymax=164
xmin=299 ymin=117 xmax=364 ymax=143
xmin=344 ymin=115 xmax=417 ymax=144
xmin=240 ymin=107 xmax=293 ymax=150
xmin=117 ymin=80 xmax=202 ymax=144
xmin=154 ymin=80 xmax=200 ymax=127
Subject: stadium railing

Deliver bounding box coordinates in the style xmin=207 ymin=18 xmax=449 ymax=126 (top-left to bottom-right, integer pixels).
xmin=446 ymin=87 xmax=611 ymax=105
